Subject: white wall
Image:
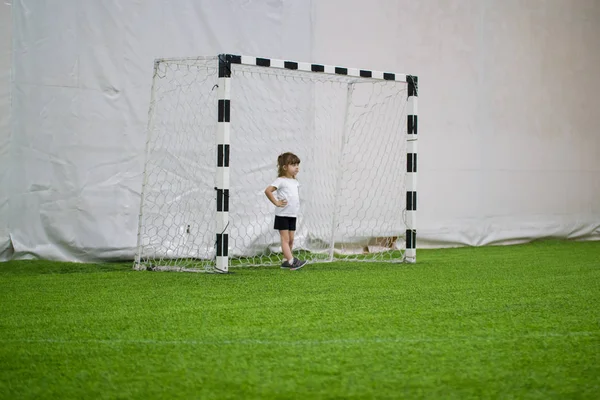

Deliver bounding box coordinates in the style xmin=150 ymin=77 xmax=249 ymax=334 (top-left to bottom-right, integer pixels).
xmin=0 ymin=0 xmax=12 ymax=259
xmin=314 ymin=0 xmax=600 ymax=246
xmin=2 ymin=0 xmax=599 ymax=262
xmin=6 ymin=0 xmax=313 ymax=261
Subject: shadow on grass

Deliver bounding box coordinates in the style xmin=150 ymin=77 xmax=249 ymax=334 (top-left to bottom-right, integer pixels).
xmin=2 ymin=239 xmax=597 ymax=276
xmin=0 ymin=260 xmax=133 ymax=276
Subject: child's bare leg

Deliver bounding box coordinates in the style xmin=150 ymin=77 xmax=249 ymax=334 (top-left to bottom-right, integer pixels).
xmin=288 ymin=231 xmax=295 ymax=254
xmin=279 ymin=230 xmax=293 ymax=262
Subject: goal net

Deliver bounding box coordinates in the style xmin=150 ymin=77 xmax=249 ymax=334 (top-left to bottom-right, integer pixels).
xmin=134 ymin=55 xmax=417 ymax=272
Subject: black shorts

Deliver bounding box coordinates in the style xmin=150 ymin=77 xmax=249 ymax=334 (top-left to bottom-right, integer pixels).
xmin=274 ymin=216 xmax=297 ymax=231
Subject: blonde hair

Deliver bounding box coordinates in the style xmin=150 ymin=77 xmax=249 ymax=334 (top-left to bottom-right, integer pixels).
xmin=277 ymin=152 xmax=301 ymax=177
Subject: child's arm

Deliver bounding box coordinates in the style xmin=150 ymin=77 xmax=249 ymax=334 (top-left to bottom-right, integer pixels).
xmin=265 ymin=186 xmax=288 ymax=207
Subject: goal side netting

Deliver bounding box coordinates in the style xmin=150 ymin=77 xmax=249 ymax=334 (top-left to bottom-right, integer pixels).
xmin=134 ymin=55 xmax=417 ymax=272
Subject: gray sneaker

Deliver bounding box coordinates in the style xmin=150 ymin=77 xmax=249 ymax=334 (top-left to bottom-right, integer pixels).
xmin=280 ymin=260 xmax=292 ymax=269
xmin=290 ymin=258 xmax=307 ymax=270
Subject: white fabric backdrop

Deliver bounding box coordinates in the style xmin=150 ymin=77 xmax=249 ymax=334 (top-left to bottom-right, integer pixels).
xmin=313 ymin=0 xmax=600 ymax=247
xmin=1 ymin=0 xmax=599 ymax=262
xmin=0 ymin=1 xmax=12 ymax=259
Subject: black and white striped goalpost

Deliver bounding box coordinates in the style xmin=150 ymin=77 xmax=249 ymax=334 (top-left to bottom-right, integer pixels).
xmin=214 ymin=54 xmax=418 ymax=271
xmin=215 ymin=55 xmax=233 ymax=272
xmin=406 ymin=76 xmax=418 ymax=263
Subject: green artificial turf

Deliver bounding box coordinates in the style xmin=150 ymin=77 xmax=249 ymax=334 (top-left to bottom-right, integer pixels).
xmin=0 ymin=239 xmax=599 ymax=399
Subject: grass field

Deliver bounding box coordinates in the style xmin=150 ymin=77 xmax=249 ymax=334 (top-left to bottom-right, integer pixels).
xmin=1 ymin=239 xmax=599 ymax=399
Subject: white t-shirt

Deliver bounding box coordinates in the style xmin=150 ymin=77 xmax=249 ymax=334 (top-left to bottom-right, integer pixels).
xmin=270 ymin=177 xmax=300 ymax=217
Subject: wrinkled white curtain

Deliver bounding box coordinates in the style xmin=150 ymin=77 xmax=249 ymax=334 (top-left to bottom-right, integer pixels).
xmin=3 ymin=0 xmax=313 ymax=261
xmin=0 ymin=1 xmax=12 ymax=259
xmin=310 ymin=0 xmax=600 ymax=248
xmin=1 ymin=0 xmax=599 ymax=262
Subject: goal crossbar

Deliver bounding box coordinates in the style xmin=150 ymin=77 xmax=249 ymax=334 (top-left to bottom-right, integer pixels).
xmin=156 ymin=55 xmax=412 ymax=84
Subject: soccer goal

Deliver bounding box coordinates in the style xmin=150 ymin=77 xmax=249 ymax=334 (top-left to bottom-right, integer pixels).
xmin=134 ymin=54 xmax=418 ymax=272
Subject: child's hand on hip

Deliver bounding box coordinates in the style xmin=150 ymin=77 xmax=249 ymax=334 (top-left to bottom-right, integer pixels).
xmin=276 ymin=199 xmax=288 ymax=207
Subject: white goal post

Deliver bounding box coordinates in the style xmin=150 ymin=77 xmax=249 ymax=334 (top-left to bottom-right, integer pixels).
xmin=134 ymin=54 xmax=418 ymax=272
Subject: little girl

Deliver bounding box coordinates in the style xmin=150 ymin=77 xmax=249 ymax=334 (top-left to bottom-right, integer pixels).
xmin=264 ymin=152 xmax=307 ymax=270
